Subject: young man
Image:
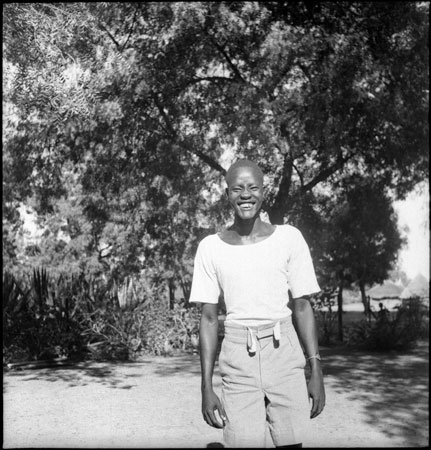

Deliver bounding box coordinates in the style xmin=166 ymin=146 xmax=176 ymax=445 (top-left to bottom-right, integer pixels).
xmin=189 ymin=160 xmax=325 ymax=448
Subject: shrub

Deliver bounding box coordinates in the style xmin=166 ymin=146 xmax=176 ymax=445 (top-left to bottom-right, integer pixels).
xmin=80 ymin=299 xmax=201 ymax=359
xmin=311 ymin=290 xmax=338 ymax=345
xmin=138 ymin=300 xmax=200 ymax=356
xmin=3 ymin=270 xmax=88 ymax=363
xmin=81 ymin=302 xmax=140 ymax=361
xmin=346 ymin=299 xmax=429 ymax=351
xmin=3 ymin=269 xmax=202 ymax=363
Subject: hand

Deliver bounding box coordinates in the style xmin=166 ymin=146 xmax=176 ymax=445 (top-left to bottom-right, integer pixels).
xmin=307 ymin=368 xmax=325 ymax=419
xmin=202 ymin=388 xmax=227 ymax=428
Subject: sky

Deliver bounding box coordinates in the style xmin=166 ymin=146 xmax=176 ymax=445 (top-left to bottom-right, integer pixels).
xmin=393 ymin=182 xmax=429 ymax=281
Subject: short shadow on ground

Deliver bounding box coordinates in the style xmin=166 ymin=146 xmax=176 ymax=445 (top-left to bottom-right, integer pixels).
xmin=150 ymin=353 xmax=202 ymax=377
xmin=315 ymin=340 xmax=429 ymax=447
xmin=4 ymin=362 xmax=144 ymax=389
xmin=3 ymin=353 xmax=203 ymax=390
xmin=5 ymin=342 xmax=427 ymax=446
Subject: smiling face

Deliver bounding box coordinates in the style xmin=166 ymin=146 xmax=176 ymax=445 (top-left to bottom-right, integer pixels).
xmin=225 ymin=166 xmax=264 ymax=221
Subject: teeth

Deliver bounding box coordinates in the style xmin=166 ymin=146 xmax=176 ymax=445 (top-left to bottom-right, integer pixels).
xmin=240 ymin=203 xmax=253 ymax=209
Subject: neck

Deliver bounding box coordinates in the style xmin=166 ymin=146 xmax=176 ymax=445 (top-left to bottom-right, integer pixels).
xmin=231 ymin=216 xmax=263 ymax=236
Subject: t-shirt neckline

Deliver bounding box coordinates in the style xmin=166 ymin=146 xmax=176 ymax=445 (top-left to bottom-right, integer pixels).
xmin=216 ymin=225 xmax=279 ymax=247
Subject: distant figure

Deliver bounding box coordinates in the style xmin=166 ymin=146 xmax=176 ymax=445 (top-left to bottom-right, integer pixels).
xmin=378 ymin=302 xmax=389 ymax=321
xmin=189 ymin=159 xmax=325 ymax=448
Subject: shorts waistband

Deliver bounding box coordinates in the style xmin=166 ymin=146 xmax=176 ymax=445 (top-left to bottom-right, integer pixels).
xmin=223 ymin=317 xmax=293 ymax=353
xmin=224 ymin=316 xmax=293 ymax=332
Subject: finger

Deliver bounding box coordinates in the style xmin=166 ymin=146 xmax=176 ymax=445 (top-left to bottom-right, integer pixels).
xmin=206 ymin=409 xmax=224 ymax=428
xmin=204 ymin=410 xmax=215 ymax=427
xmin=203 ymin=411 xmax=211 ymax=426
xmin=217 ymin=404 xmax=228 ymax=424
xmin=309 ymin=396 xmax=316 ymax=418
xmin=312 ymin=404 xmax=323 ymax=418
xmin=310 ymin=397 xmax=325 ymax=419
xmin=309 ymin=395 xmax=319 ymax=419
xmin=315 ymin=393 xmax=326 ymax=418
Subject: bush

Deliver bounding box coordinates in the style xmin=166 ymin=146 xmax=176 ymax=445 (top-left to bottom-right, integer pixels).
xmin=311 ymin=290 xmax=338 ymax=345
xmin=81 ymin=299 xmax=201 ymax=359
xmin=346 ymin=299 xmax=429 ymax=351
xmin=138 ymin=300 xmax=200 ymax=356
xmin=3 ymin=270 xmax=85 ymax=363
xmin=3 ymin=269 xmax=202 ymax=364
xmin=81 ymin=302 xmax=141 ymax=361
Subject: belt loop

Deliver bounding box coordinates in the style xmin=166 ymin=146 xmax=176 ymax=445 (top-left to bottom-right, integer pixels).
xmin=273 ymin=321 xmax=281 ymax=342
xmin=247 ymin=327 xmax=257 ymax=353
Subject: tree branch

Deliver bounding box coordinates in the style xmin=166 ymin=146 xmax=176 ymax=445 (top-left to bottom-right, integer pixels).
xmin=297 ymin=63 xmax=312 ymax=82
xmin=292 ymin=161 xmax=304 ymax=188
xmin=177 ymin=139 xmax=226 ymax=175
xmin=120 ymin=7 xmax=138 ymax=51
xmin=99 ymin=23 xmax=121 ymax=50
xmin=205 ymin=32 xmax=246 ymax=83
xmin=152 ymin=92 xmax=177 ymax=138
xmin=98 ymin=244 xmax=112 ymax=259
xmin=192 ymin=149 xmax=226 ymax=175
xmin=192 ymin=76 xmax=238 ymax=85
xmin=301 ymin=151 xmax=353 ymax=193
xmin=268 ymin=56 xmax=296 ymax=99
xmin=268 ymin=145 xmax=354 ymax=223
xmin=151 ymin=91 xmax=226 ymax=175
xmin=172 ymin=75 xmax=239 ymax=97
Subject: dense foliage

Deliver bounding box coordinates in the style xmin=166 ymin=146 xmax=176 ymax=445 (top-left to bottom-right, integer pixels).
xmin=3 ymin=269 xmax=201 ymax=363
xmin=3 ymin=2 xmax=429 ymax=358
xmin=347 ymin=300 xmax=429 ymax=351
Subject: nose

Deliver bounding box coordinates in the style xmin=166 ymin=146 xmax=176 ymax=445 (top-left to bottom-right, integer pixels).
xmin=240 ymin=189 xmax=252 ymax=199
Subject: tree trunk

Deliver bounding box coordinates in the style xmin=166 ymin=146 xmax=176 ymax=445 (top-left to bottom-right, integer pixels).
xmin=266 ymin=152 xmax=293 ymax=225
xmin=267 ymin=206 xmax=285 ymax=225
xmin=337 ymin=278 xmax=344 ymax=342
xmin=180 ymin=276 xmax=191 ymax=305
xmin=168 ymin=279 xmax=175 ymax=310
xmin=359 ymin=280 xmax=371 ymax=321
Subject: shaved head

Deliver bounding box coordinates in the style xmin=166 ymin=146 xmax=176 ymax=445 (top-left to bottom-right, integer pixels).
xmin=225 ymin=159 xmax=264 ymax=187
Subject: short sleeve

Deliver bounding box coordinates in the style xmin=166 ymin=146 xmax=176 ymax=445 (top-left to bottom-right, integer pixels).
xmin=287 ymin=229 xmax=320 ymax=299
xmin=188 ymin=238 xmax=221 ymax=304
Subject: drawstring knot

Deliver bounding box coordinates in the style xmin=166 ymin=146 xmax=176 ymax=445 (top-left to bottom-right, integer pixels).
xmin=247 ymin=327 xmax=257 ymax=353
xmin=273 ymin=321 xmax=281 ymax=342
xmin=247 ymin=321 xmax=281 ymax=353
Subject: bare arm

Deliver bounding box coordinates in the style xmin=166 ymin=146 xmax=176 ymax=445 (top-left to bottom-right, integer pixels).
xmin=290 ymin=297 xmax=326 ymax=418
xmin=199 ymin=303 xmax=227 ymax=428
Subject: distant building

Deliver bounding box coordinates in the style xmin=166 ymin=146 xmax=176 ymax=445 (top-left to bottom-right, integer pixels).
xmin=367 ymin=280 xmax=403 ymax=310
xmin=400 ymin=273 xmax=429 ymax=306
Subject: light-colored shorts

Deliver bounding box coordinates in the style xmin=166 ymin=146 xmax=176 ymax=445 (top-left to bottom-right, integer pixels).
xmin=218 ymin=317 xmax=310 ymax=448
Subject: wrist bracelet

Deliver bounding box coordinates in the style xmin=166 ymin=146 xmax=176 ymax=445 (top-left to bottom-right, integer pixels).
xmin=306 ymin=353 xmax=321 ymax=361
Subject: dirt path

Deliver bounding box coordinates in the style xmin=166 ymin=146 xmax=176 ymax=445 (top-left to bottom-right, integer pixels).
xmin=3 ymin=340 xmax=429 ymax=448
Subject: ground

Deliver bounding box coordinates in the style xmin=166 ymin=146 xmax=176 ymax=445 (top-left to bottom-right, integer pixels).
xmin=3 ymin=338 xmax=428 ymax=448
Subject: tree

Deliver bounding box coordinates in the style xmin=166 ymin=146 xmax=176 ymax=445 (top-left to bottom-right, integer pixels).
xmin=317 ymin=176 xmax=405 ymax=340
xmin=3 ymin=2 xmax=428 ymax=294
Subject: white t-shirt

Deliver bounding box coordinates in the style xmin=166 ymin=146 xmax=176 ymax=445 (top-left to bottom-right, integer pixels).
xmin=189 ymin=224 xmax=320 ymax=325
